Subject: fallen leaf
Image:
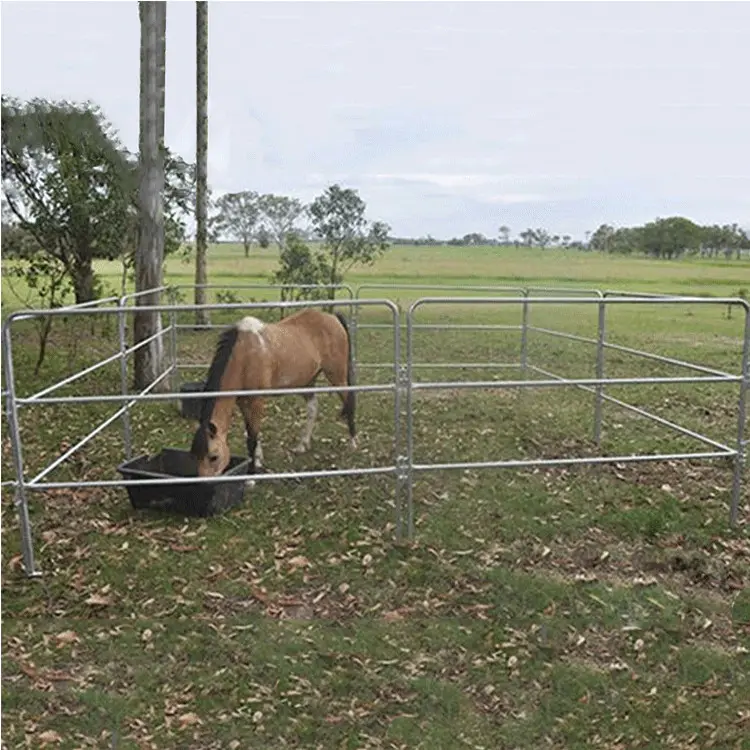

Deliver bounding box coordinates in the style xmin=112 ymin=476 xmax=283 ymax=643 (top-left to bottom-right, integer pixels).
xmin=55 ymin=630 xmax=80 ymax=647
xmin=287 ymin=555 xmax=311 ymax=570
xmin=85 ymin=593 xmax=111 ymax=607
xmin=178 ymin=712 xmax=202 ymax=727
xmin=382 ymin=610 xmax=404 ymax=622
xmin=38 ymin=730 xmax=63 ymax=745
xmin=170 ymin=544 xmax=199 ymax=553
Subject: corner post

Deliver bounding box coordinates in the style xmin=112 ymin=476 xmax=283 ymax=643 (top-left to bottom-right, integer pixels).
xmin=730 ymin=302 xmax=750 ymax=526
xmin=2 ymin=321 xmax=41 ymax=577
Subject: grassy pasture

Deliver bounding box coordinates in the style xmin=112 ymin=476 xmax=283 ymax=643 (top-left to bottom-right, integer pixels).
xmin=2 ymin=245 xmax=749 ymax=749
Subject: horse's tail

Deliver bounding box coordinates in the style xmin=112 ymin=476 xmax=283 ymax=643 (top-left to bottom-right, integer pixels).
xmin=334 ymin=312 xmax=356 ymax=434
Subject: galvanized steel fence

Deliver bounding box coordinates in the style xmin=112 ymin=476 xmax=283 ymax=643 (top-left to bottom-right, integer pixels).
xmin=2 ymin=284 xmax=748 ymax=578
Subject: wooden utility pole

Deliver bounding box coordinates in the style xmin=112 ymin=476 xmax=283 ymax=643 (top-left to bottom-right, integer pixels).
xmin=134 ymin=1 xmax=167 ymax=389
xmin=194 ymin=1 xmax=209 ymax=326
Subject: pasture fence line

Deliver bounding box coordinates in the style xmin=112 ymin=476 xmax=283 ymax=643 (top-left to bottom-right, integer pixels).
xmin=2 ymin=284 xmax=748 ymax=579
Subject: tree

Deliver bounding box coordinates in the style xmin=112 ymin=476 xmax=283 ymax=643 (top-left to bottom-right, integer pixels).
xmin=134 ymin=0 xmax=168 ymax=390
xmin=498 ymin=225 xmax=511 ymax=245
xmin=194 ymin=0 xmax=209 ymax=326
xmin=119 ymin=148 xmax=195 ymax=294
xmin=534 ymin=228 xmax=552 ymax=249
xmin=256 ymin=225 xmax=271 ymax=249
xmin=641 ymin=216 xmax=702 ymax=259
xmin=258 ymin=193 xmax=306 ymax=251
xmin=2 ymin=95 xmax=133 ymax=303
xmin=211 ymin=190 xmax=260 ymax=257
xmin=589 ymin=224 xmax=616 ymax=253
xmin=519 ymin=229 xmax=535 ymax=247
xmin=1 ymin=222 xmax=72 ymax=373
xmin=270 ymin=233 xmax=332 ymax=305
xmin=462 ymin=232 xmax=486 ymax=246
xmin=308 ymin=184 xmax=390 ymax=295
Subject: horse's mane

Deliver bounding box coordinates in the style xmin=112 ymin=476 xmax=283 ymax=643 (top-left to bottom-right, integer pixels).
xmin=190 ymin=324 xmax=240 ymax=458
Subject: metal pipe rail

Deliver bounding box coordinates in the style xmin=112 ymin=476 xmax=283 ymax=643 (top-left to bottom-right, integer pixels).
xmin=28 ymin=367 xmax=174 ymax=487
xmin=411 ymin=451 xmax=734 ymax=474
xmin=527 ymin=326 xmax=740 ymax=379
xmin=410 ymin=375 xmax=739 ymax=390
xmin=3 ymin=297 xmax=393 ymax=324
xmin=21 ymin=382 xmax=396 ymax=407
xmin=528 ymin=364 xmax=736 ymax=454
xmin=28 ymin=464 xmax=397 ymax=491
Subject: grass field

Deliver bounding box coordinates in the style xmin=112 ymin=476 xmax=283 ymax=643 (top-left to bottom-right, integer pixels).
xmin=2 ymin=245 xmax=749 ymax=749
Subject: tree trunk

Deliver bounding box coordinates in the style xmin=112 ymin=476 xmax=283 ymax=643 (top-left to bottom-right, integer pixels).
xmin=72 ymin=254 xmax=95 ymax=303
xmin=134 ymin=1 xmax=167 ymax=391
xmin=194 ymin=1 xmax=209 ymax=326
xmin=244 ymin=240 xmax=249 ymax=258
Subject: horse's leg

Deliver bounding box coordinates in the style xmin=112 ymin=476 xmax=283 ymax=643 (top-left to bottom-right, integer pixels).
xmin=322 ymin=360 xmax=357 ymax=450
xmin=239 ymin=396 xmax=265 ymax=476
xmin=292 ymin=394 xmax=318 ymax=454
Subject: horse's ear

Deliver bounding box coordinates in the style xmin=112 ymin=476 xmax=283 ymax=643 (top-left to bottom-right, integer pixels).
xmin=208 ymin=422 xmax=217 ymax=438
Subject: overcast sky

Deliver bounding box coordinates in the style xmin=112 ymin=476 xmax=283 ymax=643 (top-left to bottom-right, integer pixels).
xmin=2 ymin=1 xmax=749 ymax=240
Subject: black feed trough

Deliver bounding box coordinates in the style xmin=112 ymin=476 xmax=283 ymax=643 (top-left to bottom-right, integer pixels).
xmin=117 ymin=448 xmax=250 ymax=517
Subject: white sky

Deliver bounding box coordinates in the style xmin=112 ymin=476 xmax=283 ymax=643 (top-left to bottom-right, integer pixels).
xmin=2 ymin=0 xmax=749 ymax=240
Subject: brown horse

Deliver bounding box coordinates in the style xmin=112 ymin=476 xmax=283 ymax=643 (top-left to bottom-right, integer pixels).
xmin=189 ymin=309 xmax=356 ymax=477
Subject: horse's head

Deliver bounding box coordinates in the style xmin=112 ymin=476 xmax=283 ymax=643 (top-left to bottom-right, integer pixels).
xmin=190 ymin=420 xmax=231 ymax=477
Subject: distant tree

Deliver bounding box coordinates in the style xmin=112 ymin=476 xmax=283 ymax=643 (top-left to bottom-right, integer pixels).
xmin=561 ymin=234 xmax=572 ymax=248
xmin=534 ymin=228 xmax=552 ymax=249
xmin=610 ymin=226 xmax=642 ymax=255
xmin=256 ymin=225 xmax=271 ymax=249
xmin=589 ymin=224 xmax=616 ymax=253
xmin=258 ymin=193 xmax=306 ymax=252
xmin=211 ymin=190 xmax=260 ymax=257
xmin=308 ymin=183 xmax=391 ymax=295
xmin=462 ymin=232 xmax=486 ymax=246
xmin=270 ymin=233 xmax=332 ymax=304
xmin=641 ymin=216 xmax=702 ymax=259
xmin=498 ymin=225 xmax=511 ymax=245
xmin=519 ymin=229 xmax=535 ymax=247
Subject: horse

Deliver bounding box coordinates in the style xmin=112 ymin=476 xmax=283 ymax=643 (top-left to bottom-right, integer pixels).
xmin=189 ymin=309 xmax=357 ymax=477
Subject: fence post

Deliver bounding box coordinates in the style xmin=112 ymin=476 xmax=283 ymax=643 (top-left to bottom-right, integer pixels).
xmin=2 ymin=323 xmax=41 ymax=577
xmin=405 ymin=301 xmax=417 ymax=540
xmin=391 ymin=304 xmax=405 ymax=541
xmin=117 ymin=296 xmax=133 ymax=461
xmin=520 ymin=289 xmax=530 ymax=380
xmin=169 ymin=287 xmax=179 ymax=394
xmin=594 ymin=295 xmax=607 ymax=447
xmin=730 ymin=303 xmax=750 ymax=525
